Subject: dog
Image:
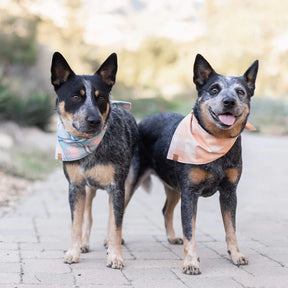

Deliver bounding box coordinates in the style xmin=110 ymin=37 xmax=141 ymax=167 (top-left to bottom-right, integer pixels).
xmin=129 ymin=54 xmax=258 ymax=275
xmin=51 ymin=52 xmax=138 ymax=269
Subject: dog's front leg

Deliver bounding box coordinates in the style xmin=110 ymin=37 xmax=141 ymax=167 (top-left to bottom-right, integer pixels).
xmin=81 ymin=186 xmax=96 ymax=253
xmin=106 ymin=185 xmax=125 ymax=269
xmin=64 ymin=183 xmax=86 ymax=264
xmin=219 ymin=188 xmax=248 ymax=266
xmin=181 ymin=190 xmax=201 ymax=275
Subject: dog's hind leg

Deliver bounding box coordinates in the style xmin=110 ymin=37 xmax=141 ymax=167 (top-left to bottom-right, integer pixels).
xmin=219 ymin=189 xmax=248 ymax=266
xmin=81 ymin=186 xmax=96 ymax=253
xmin=163 ymin=186 xmax=183 ymax=245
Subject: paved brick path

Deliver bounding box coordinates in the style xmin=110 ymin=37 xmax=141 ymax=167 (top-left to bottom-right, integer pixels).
xmin=0 ymin=134 xmax=288 ymax=287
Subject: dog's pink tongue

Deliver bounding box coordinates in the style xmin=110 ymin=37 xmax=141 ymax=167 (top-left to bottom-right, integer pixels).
xmin=218 ymin=114 xmax=236 ymax=126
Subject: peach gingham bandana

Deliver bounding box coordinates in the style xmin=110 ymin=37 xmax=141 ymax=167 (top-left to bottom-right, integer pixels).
xmin=167 ymin=113 xmax=255 ymax=165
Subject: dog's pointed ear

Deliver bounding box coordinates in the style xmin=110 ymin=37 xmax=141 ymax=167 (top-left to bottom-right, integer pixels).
xmin=193 ymin=54 xmax=215 ymax=89
xmin=243 ymin=60 xmax=259 ymax=95
xmin=51 ymin=52 xmax=75 ymax=90
xmin=95 ymin=53 xmax=118 ymax=87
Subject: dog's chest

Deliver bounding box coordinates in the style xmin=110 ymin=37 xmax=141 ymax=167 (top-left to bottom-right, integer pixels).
xmin=64 ymin=161 xmax=116 ymax=188
xmin=187 ymin=164 xmax=240 ymax=197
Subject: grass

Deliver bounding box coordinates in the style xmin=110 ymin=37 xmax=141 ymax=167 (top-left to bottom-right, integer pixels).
xmin=0 ymin=147 xmax=59 ymax=181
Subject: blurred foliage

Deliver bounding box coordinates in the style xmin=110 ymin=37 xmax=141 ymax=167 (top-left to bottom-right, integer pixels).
xmin=250 ymin=97 xmax=288 ymax=135
xmin=0 ymin=10 xmax=38 ymax=66
xmin=115 ymin=38 xmax=179 ymax=89
xmin=0 ymin=84 xmax=53 ymax=130
xmin=0 ymin=0 xmax=288 ymax=135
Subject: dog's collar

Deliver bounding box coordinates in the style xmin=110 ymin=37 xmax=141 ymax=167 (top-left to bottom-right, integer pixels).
xmin=167 ymin=113 xmax=255 ymax=165
xmin=55 ymin=101 xmax=131 ymax=161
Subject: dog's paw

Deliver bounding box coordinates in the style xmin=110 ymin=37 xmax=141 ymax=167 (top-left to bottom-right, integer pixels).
xmin=64 ymin=249 xmax=81 ymax=264
xmin=106 ymin=250 xmax=124 ymax=270
xmin=80 ymin=243 xmax=90 ymax=253
xmin=168 ymin=237 xmax=183 ymax=245
xmin=182 ymin=258 xmax=201 ymax=275
xmin=229 ymin=251 xmax=248 ymax=267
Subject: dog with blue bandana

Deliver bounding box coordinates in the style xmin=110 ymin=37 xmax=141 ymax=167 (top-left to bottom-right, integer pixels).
xmin=51 ymin=52 xmax=138 ymax=269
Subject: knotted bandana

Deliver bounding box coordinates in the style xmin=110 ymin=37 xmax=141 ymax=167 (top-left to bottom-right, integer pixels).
xmin=167 ymin=113 xmax=255 ymax=165
xmin=55 ymin=101 xmax=131 ymax=161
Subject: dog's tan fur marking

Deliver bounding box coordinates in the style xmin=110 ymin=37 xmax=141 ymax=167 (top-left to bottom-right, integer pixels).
xmin=200 ymin=102 xmax=250 ymax=138
xmin=106 ymin=196 xmax=124 ymax=269
xmin=85 ymin=164 xmax=115 ymax=186
xmin=221 ymin=209 xmax=248 ymax=265
xmin=80 ymin=89 xmax=85 ymax=96
xmin=81 ymin=187 xmax=96 ymax=252
xmin=222 ymin=210 xmax=239 ymax=251
xmin=66 ymin=163 xmax=84 ymax=184
xmin=58 ymin=101 xmax=75 ymax=135
xmin=95 ymin=90 xmax=100 ymax=97
xmin=189 ymin=168 xmax=213 ymax=185
xmin=100 ymin=70 xmax=115 ymax=86
xmin=64 ymin=192 xmax=86 ymax=263
xmin=163 ymin=186 xmax=182 ymax=244
xmin=53 ymin=70 xmax=71 ymax=86
xmin=102 ymin=103 xmax=110 ymax=124
xmin=225 ymin=168 xmax=239 ymax=184
xmin=182 ymin=215 xmax=200 ymax=274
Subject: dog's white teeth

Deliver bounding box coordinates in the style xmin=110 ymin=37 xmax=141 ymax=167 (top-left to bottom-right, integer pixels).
xmin=218 ymin=114 xmax=236 ymax=126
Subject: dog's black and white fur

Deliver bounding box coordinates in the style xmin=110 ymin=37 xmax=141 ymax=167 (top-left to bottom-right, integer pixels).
xmin=128 ymin=54 xmax=258 ymax=275
xmin=51 ymin=52 xmax=138 ymax=269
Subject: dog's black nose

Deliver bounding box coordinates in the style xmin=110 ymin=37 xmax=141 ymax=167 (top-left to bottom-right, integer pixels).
xmin=223 ymin=97 xmax=236 ymax=108
xmin=86 ymin=115 xmax=101 ymax=126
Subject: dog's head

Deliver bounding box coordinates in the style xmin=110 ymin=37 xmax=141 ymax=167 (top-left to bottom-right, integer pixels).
xmin=193 ymin=54 xmax=258 ymax=138
xmin=51 ymin=52 xmax=117 ymax=138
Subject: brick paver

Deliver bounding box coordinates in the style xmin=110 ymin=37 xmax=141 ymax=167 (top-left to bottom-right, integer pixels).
xmin=0 ymin=134 xmax=288 ymax=287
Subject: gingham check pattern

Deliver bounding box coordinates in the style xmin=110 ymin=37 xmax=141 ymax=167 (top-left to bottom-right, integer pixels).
xmin=167 ymin=113 xmax=255 ymax=165
xmin=55 ymin=101 xmax=131 ymax=161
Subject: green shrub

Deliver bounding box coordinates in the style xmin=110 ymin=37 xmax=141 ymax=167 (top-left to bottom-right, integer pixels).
xmin=0 ymin=85 xmax=53 ymax=130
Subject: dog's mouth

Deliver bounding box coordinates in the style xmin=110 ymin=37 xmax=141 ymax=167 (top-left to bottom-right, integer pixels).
xmin=209 ymin=108 xmax=238 ymax=128
xmin=72 ymin=122 xmax=102 ymax=138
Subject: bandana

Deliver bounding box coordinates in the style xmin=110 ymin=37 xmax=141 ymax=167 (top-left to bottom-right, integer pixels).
xmin=167 ymin=113 xmax=255 ymax=165
xmin=55 ymin=101 xmax=131 ymax=161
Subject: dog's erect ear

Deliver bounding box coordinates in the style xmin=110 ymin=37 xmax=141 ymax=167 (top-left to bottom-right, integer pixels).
xmin=95 ymin=53 xmax=118 ymax=87
xmin=193 ymin=54 xmax=215 ymax=89
xmin=51 ymin=52 xmax=75 ymax=89
xmin=243 ymin=60 xmax=259 ymax=94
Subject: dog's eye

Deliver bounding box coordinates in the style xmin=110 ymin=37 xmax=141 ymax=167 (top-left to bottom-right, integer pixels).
xmin=210 ymin=87 xmax=220 ymax=95
xmin=97 ymin=96 xmax=105 ymax=102
xmin=236 ymin=89 xmax=245 ymax=96
xmin=72 ymin=95 xmax=81 ymax=102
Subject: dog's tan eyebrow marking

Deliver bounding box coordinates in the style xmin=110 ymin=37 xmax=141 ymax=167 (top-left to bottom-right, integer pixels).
xmin=95 ymin=90 xmax=100 ymax=97
xmin=80 ymin=89 xmax=85 ymax=96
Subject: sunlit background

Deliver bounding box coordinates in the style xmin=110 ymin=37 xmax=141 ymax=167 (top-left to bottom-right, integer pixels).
xmin=1 ymin=0 xmax=288 ymax=194
xmin=1 ymin=0 xmax=288 ymax=126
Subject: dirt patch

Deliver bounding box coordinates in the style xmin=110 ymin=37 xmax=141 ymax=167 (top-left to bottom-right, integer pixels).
xmin=0 ymin=171 xmax=31 ymax=215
